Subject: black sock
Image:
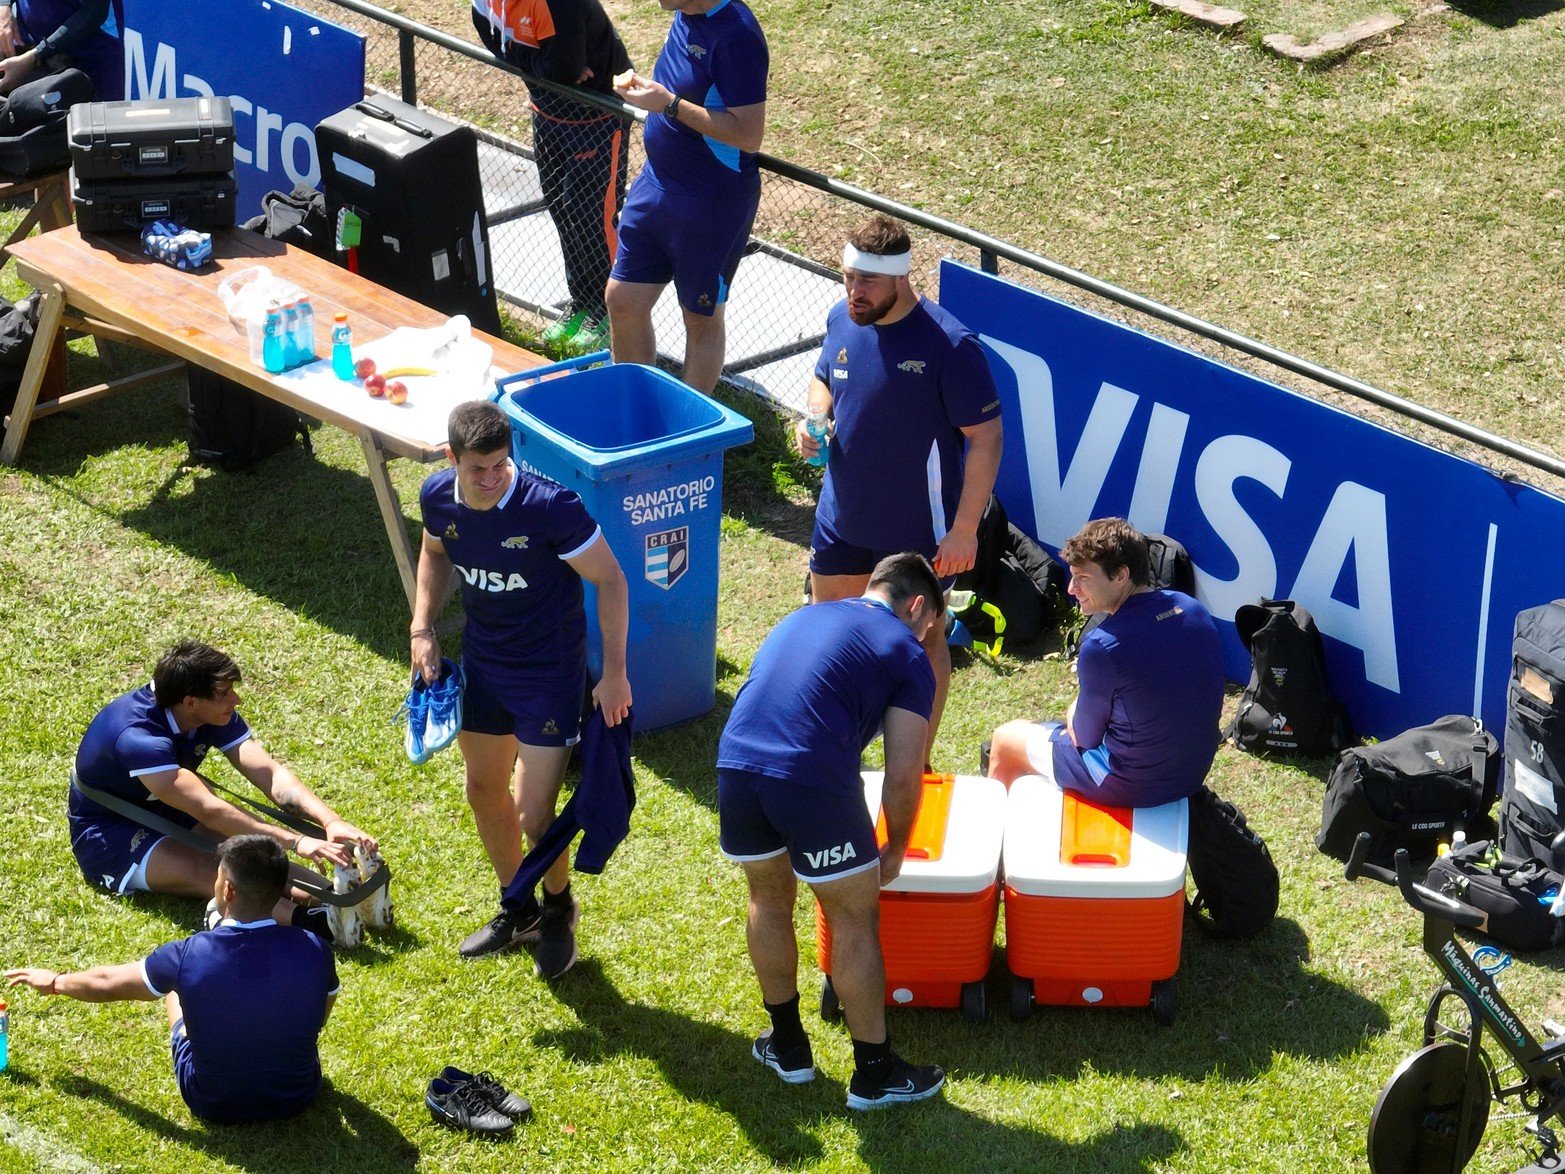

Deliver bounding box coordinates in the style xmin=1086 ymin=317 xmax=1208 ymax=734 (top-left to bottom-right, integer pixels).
xmin=543 ymin=882 xmax=572 ymax=907
xmin=852 ymin=1036 xmax=892 ymax=1075
xmin=764 ymin=993 xmax=807 ymax=1050
xmin=291 ymin=904 xmax=334 ymax=943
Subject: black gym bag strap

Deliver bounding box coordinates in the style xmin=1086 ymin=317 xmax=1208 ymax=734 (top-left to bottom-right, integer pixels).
xmin=69 ymin=772 xmax=388 ymax=907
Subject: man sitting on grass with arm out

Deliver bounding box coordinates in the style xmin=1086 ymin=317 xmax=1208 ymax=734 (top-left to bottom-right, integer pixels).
xmin=7 ymin=834 xmax=339 ymax=1123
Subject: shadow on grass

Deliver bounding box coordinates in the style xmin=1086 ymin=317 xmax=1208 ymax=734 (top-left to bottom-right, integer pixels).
xmin=887 ymin=918 xmax=1388 ymax=1088
xmin=56 ymin=1074 xmax=417 ymax=1170
xmin=538 ymin=959 xmax=1184 ymax=1170
xmin=1444 ymin=0 xmax=1564 ymax=26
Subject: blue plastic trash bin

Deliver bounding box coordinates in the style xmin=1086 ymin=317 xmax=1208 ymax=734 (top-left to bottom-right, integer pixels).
xmin=494 ymin=354 xmax=754 ymax=731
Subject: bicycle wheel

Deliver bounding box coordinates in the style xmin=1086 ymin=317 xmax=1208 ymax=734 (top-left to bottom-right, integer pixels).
xmin=1368 ymin=1041 xmax=1490 ymax=1174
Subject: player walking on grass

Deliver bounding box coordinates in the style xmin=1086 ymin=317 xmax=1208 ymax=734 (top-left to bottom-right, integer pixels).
xmin=717 ymin=552 xmax=947 ymax=1109
xmin=412 ymin=401 xmax=631 ymax=975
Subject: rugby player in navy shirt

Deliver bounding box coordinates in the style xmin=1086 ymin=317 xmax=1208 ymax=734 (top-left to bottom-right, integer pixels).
xmin=717 ymin=552 xmax=947 ymax=1110
xmin=796 ymin=215 xmax=1004 ymax=766
xmin=607 ymin=0 xmax=767 ymax=394
xmin=8 ymin=835 xmax=339 ymax=1123
xmin=988 ymin=519 xmax=1225 ymax=807
xmin=69 ymin=640 xmax=378 ymax=931
xmin=412 ymin=401 xmax=631 ymax=973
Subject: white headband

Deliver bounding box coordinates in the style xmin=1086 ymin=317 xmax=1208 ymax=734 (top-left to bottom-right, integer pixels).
xmin=842 ymin=244 xmax=911 ymax=277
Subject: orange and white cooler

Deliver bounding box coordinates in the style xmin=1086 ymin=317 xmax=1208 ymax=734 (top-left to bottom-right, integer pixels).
xmin=815 ymin=772 xmax=1007 ymax=1022
xmin=1002 ymin=774 xmax=1188 ymax=1024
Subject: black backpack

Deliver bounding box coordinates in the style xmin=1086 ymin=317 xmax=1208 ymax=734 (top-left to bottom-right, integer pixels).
xmin=1186 ymin=785 xmax=1279 ymax=938
xmin=243 ymin=185 xmax=333 ymax=259
xmin=0 ymin=67 xmax=94 ymax=178
xmin=1068 ymin=532 xmax=1193 ymax=657
xmin=1226 ymin=599 xmax=1353 ymax=757
xmin=1316 ymin=715 xmax=1500 ymax=865
xmin=951 ymin=496 xmax=1064 ymax=651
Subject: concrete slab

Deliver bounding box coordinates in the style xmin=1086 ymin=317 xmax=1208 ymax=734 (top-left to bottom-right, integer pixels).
xmin=1263 ymin=13 xmax=1402 ymax=60
xmin=730 ymin=349 xmax=820 ymax=415
xmin=490 ymin=212 xmax=570 ymax=314
xmin=1151 ymin=0 xmax=1247 ymax=29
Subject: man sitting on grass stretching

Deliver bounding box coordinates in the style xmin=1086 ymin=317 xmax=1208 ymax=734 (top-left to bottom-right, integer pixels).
xmin=7 ymin=835 xmax=339 ymax=1123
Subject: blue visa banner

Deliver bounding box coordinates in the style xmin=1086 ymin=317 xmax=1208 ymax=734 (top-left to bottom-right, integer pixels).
xmin=939 ymin=259 xmax=1565 ymax=741
xmin=122 ymin=0 xmax=364 ymax=218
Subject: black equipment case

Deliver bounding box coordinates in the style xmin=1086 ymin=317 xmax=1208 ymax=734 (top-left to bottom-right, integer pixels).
xmin=1502 ymin=600 xmax=1565 ymax=860
xmin=71 ymin=173 xmax=237 ymax=233
xmin=67 ymin=96 xmax=234 ymax=180
xmin=315 ymin=96 xmax=500 ymax=333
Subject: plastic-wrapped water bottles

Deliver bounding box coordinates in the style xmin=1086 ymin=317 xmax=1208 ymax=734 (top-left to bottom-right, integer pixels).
xmin=293 ymin=297 xmax=316 ymax=363
xmin=262 ymin=304 xmax=285 ymax=374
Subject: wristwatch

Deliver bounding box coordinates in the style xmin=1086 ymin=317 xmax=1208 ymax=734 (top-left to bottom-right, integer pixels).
xmin=664 ymin=94 xmax=683 ymax=120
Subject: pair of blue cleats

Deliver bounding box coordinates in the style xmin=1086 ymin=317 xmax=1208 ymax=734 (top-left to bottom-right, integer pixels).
xmin=403 ymin=658 xmax=463 ymax=765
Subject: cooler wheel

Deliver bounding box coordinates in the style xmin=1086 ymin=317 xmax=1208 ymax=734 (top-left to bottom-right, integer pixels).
xmin=961 ymin=980 xmax=987 ymax=1023
xmin=1009 ymin=975 xmax=1033 ymax=1022
xmin=1151 ymin=977 xmax=1177 ymax=1026
xmin=820 ymin=976 xmax=842 ymax=1022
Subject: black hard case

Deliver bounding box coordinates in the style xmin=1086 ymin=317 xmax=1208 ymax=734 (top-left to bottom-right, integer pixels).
xmin=1501 ymin=600 xmax=1565 ymax=861
xmin=67 ymin=96 xmax=235 ymax=180
xmin=71 ymin=173 xmax=237 ymax=233
xmin=315 ymin=96 xmax=500 ymax=333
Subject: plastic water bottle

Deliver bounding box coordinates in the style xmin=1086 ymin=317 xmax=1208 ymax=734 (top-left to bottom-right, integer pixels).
xmin=331 ymin=313 xmax=354 ymax=380
xmin=280 ymin=300 xmax=301 ymax=369
xmin=805 ymin=409 xmax=830 ymax=468
xmin=0 ymin=998 xmax=9 ymax=1071
xmin=262 ymin=304 xmax=286 ymax=374
xmin=292 ymin=297 xmax=316 ymax=365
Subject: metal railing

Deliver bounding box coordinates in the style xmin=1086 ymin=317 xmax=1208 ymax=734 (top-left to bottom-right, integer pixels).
xmin=299 ymin=0 xmax=1565 ymax=484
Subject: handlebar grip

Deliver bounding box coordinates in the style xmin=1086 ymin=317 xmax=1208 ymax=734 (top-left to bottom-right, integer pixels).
xmin=1344 ymin=832 xmax=1396 ymax=885
xmin=1346 ymin=835 xmax=1488 ymax=930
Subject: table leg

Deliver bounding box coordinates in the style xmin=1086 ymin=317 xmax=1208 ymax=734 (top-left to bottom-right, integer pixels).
xmin=359 ymin=428 xmax=420 ymax=612
xmin=1 ymin=281 xmax=65 ymax=465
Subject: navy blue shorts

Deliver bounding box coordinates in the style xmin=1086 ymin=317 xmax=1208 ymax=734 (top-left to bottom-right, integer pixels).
xmin=461 ymin=653 xmax=585 ymax=748
xmin=718 ymin=768 xmax=881 ymax=883
xmin=70 ymin=813 xmax=166 ymax=894
xmin=808 ymin=512 xmax=955 ymax=590
xmin=610 ymin=175 xmax=758 ymax=316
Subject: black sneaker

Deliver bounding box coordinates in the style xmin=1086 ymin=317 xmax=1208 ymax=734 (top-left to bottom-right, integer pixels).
xmin=846 ymin=1054 xmax=946 ymax=1110
xmin=459 ymin=905 xmax=542 ymax=959
xmin=440 ymin=1066 xmax=532 ymax=1121
xmin=533 ymin=891 xmax=580 ymax=979
xmin=426 ymin=1076 xmax=515 ymax=1135
xmin=752 ymin=1030 xmax=816 ymax=1084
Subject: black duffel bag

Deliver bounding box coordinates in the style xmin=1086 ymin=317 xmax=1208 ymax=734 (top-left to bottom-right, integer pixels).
xmin=1425 ymin=839 xmax=1565 ymax=952
xmin=1317 ymin=715 xmax=1500 ymax=865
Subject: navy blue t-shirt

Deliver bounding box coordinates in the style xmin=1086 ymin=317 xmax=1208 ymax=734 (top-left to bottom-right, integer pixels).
xmin=815 ymin=297 xmax=1002 ymax=551
xmin=70 ymin=684 xmax=250 ymax=829
xmin=1067 ymin=589 xmax=1224 ymax=805
xmin=718 ymin=598 xmax=935 ymax=795
xmin=143 ymin=920 xmax=339 ymax=1123
xmin=643 ymin=0 xmax=767 ymax=198
xmin=420 ymin=461 xmax=601 ymax=676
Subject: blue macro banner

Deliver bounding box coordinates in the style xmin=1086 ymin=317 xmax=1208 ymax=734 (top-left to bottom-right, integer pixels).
xmin=122 ymin=0 xmax=365 ymax=219
xmin=939 ymin=259 xmax=1565 ymax=741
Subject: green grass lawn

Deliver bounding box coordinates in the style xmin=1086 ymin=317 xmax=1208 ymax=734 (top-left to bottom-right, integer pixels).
xmin=0 ymin=361 xmax=1559 ymax=1173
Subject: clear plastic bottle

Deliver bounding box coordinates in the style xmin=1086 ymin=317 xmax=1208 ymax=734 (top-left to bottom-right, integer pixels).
xmin=805 ymin=409 xmax=830 ymax=468
xmin=261 ymin=304 xmax=286 ymax=374
xmin=293 ymin=297 xmax=316 ymax=364
xmin=331 ymin=313 xmax=354 ymax=380
xmin=280 ymin=300 xmax=301 ymax=369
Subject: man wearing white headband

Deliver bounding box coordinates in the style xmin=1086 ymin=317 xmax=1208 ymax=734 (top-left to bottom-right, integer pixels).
xmin=796 ymin=214 xmax=1004 ymax=763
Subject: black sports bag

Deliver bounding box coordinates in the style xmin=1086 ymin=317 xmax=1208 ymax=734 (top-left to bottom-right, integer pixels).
xmin=1501 ymin=600 xmax=1565 ymax=862
xmin=1227 ymin=599 xmax=1353 ymax=757
xmin=1424 ymin=839 xmax=1565 ymax=952
xmin=1317 ymin=715 xmax=1500 ymax=865
xmin=1186 ymin=785 xmax=1279 ymax=939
